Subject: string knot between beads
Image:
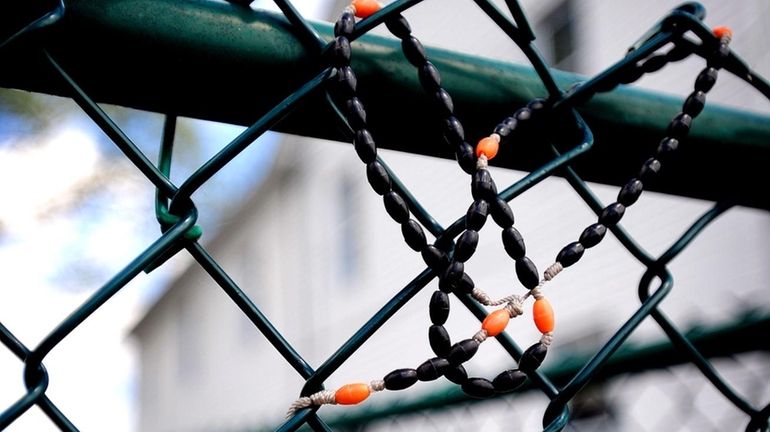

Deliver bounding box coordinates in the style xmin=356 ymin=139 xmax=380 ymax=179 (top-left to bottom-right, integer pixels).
xmin=505 ymin=297 xmax=524 ymax=317
xmin=476 ymin=153 xmax=488 ymax=169
xmin=473 ymin=329 xmax=489 ymax=343
xmin=311 ymin=389 xmax=336 ymax=406
xmin=544 ymin=262 xmax=563 ymax=281
xmin=369 ymin=379 xmax=385 ymax=392
xmin=286 ymin=389 xmax=336 ymax=418
xmin=540 ymin=332 xmax=554 ymax=347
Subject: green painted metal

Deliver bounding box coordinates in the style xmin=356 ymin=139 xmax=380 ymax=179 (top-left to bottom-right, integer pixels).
xmin=0 ymin=0 xmax=768 ymax=208
xmin=1 ymin=1 xmax=769 ymax=432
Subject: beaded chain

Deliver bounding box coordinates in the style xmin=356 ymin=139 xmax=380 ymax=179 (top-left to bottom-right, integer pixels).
xmin=287 ymin=0 xmax=733 ymax=415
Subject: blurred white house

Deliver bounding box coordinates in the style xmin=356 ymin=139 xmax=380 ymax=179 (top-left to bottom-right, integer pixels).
xmin=130 ymin=1 xmax=770 ymax=431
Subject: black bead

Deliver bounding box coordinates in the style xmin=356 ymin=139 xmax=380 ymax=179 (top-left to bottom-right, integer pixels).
xmin=441 ymin=261 xmax=464 ymax=284
xmin=428 ymin=325 xmax=451 ymax=357
xmin=447 ymin=339 xmax=480 ymax=365
xmin=515 ymin=107 xmax=532 ymax=121
xmin=556 ymin=241 xmax=584 ymax=268
xmin=595 ymin=75 xmax=617 ymax=93
xmin=335 ymin=66 xmax=357 ymax=97
xmin=434 ymin=235 xmax=454 ymax=253
xmin=455 ymin=272 xmax=475 ymax=294
xmin=579 ymin=223 xmax=606 ymax=248
xmin=422 ymin=245 xmax=448 ymax=271
xmin=708 ymin=43 xmax=730 ymax=68
xmin=465 ymin=200 xmax=489 ymax=231
xmin=519 ymin=342 xmax=548 ymax=372
xmin=515 ymin=256 xmax=539 ymax=289
xmin=717 ymin=42 xmax=731 ymax=60
xmin=453 ymin=230 xmax=479 ymax=262
xmin=493 ymin=369 xmax=527 ymax=393
xmin=502 ymin=227 xmax=526 ymax=259
xmin=528 ymin=98 xmax=547 ymax=112
xmin=618 ymin=178 xmax=643 ymax=206
xmin=472 ymin=167 xmax=491 ymax=186
xmin=331 ymin=36 xmax=351 ymax=67
xmin=334 ymin=12 xmax=355 ymax=37
xmin=666 ymin=44 xmax=689 ymax=62
xmin=472 ymin=169 xmax=497 ymax=201
xmin=429 ymin=291 xmax=450 ymax=325
xmin=667 ymin=113 xmax=692 ymax=139
xmin=642 ymin=54 xmax=667 ymax=73
xmin=438 ymin=276 xmax=454 ymax=293
xmin=619 ymin=65 xmax=644 ymax=85
xmin=366 ymin=161 xmax=390 ymax=195
xmin=346 ymin=97 xmax=367 ymax=130
xmin=384 ymin=191 xmax=410 ymax=223
xmin=694 ymin=67 xmax=718 ymax=92
xmin=401 ymin=35 xmax=427 ymax=67
xmin=462 ymin=377 xmax=495 ymax=398
xmin=433 ymin=88 xmax=454 ymax=116
xmin=401 ymin=219 xmax=426 ymax=251
xmin=639 ymin=158 xmax=661 ymax=182
xmin=494 ymin=123 xmax=512 ymax=138
xmin=495 ymin=116 xmax=517 ymax=138
xmin=682 ymin=90 xmax=706 ymax=117
xmin=416 ymin=357 xmax=450 ymax=381
xmin=599 ymin=202 xmax=625 ymax=226
xmin=444 ymin=365 xmax=467 ymax=385
xmin=383 ymin=368 xmax=418 ymax=390
xmin=384 ymin=14 xmax=411 ymax=38
xmin=656 ymin=137 xmax=679 ymax=161
xmin=354 ymin=129 xmax=376 ymax=163
xmin=444 ymin=116 xmax=465 ymax=144
xmin=490 ymin=197 xmax=515 ymax=228
xmin=502 ymin=116 xmax=517 ymax=129
xmin=456 ymin=142 xmax=476 ymax=175
xmin=418 ymin=62 xmax=442 ymax=91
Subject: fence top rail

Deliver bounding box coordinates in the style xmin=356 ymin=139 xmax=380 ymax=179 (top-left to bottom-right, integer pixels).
xmin=1 ymin=0 xmax=769 ymax=209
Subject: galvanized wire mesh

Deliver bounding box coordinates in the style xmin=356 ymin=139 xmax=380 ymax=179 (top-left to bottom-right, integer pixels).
xmin=1 ymin=1 xmax=769 ymax=431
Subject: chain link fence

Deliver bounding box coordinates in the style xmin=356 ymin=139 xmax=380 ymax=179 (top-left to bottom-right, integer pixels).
xmin=1 ymin=0 xmax=769 ymax=431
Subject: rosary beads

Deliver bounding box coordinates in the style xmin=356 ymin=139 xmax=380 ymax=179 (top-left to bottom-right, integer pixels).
xmin=287 ymin=1 xmax=731 ymax=416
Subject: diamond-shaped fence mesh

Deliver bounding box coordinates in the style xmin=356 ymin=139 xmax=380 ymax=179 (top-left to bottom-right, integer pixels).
xmin=1 ymin=0 xmax=769 ymax=431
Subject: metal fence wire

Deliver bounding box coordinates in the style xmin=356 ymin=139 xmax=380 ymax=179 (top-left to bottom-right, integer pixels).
xmin=1 ymin=0 xmax=770 ymax=431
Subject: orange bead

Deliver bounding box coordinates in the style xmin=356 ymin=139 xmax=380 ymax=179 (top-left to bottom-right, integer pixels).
xmin=533 ymin=298 xmax=554 ymax=333
xmin=482 ymin=309 xmax=510 ymax=337
xmin=352 ymin=0 xmax=381 ymax=18
xmin=713 ymin=26 xmax=733 ymax=40
xmin=335 ymin=383 xmax=370 ymax=405
xmin=476 ymin=136 xmax=499 ymax=160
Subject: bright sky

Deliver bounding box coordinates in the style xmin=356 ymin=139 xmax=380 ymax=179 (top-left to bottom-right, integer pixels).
xmin=0 ymin=120 xmax=281 ymax=431
xmin=0 ymin=126 xmax=141 ymax=431
xmin=0 ymin=117 xmax=276 ymax=431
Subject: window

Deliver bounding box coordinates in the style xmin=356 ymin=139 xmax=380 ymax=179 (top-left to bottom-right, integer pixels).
xmin=337 ymin=175 xmax=360 ymax=283
xmin=539 ymin=0 xmax=578 ymax=72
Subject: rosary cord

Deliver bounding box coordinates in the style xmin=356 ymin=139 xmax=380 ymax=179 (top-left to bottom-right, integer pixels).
xmin=286 ymin=1 xmax=732 ymax=414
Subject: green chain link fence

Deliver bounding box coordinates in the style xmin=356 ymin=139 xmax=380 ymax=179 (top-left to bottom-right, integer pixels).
xmin=1 ymin=0 xmax=769 ymax=431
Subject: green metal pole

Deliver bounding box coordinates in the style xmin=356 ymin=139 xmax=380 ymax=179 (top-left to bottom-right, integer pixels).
xmin=1 ymin=0 xmax=768 ymax=209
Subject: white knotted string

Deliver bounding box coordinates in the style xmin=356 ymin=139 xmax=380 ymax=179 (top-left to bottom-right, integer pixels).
xmin=476 ymin=153 xmax=488 ymax=169
xmin=286 ymin=389 xmax=336 ymax=418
